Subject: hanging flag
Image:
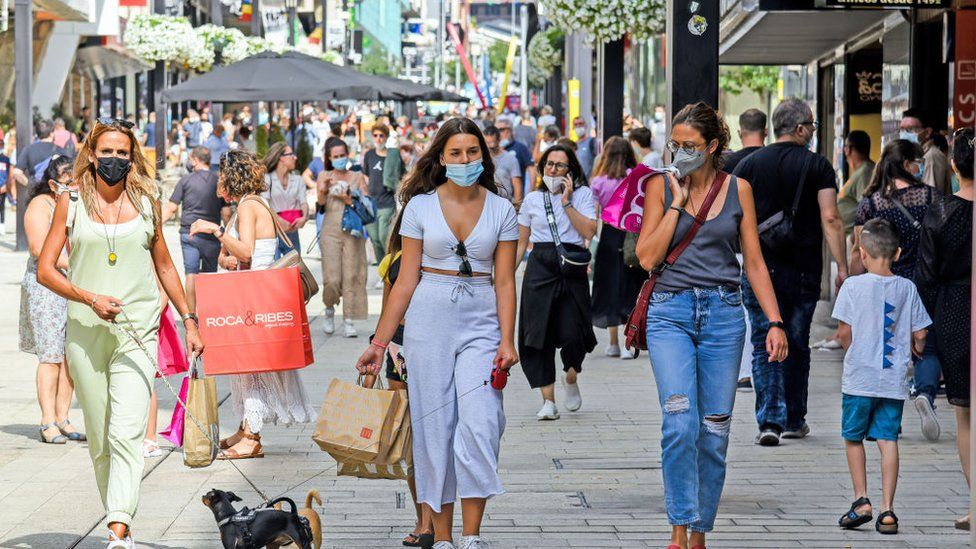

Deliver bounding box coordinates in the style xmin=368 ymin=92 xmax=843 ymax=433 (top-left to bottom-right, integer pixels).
xmin=448 ymin=23 xmax=487 ymax=109
xmin=482 ymin=54 xmax=493 ymax=109
xmin=496 ymin=37 xmax=518 ymax=114
xmin=241 ymin=0 xmax=252 ymax=22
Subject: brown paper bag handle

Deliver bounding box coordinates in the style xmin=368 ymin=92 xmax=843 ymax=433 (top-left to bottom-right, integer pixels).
xmin=357 ymin=373 xmax=385 ymax=390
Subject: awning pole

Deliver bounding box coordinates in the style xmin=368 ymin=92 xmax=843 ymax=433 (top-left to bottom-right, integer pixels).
xmin=14 ymin=0 xmax=32 ymax=252
xmin=970 ymin=118 xmax=975 ymax=548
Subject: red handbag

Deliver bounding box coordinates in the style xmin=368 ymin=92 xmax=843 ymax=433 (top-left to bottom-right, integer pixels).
xmin=624 ymin=172 xmax=729 ymax=353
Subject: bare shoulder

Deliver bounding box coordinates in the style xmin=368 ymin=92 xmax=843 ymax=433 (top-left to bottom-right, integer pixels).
xmin=735 ymin=176 xmax=753 ymax=194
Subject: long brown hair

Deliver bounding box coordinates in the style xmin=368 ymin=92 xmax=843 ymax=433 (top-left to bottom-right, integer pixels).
xmin=864 ymin=138 xmax=925 ymax=198
xmin=671 ymin=101 xmax=730 ymax=171
xmin=73 ymin=120 xmax=158 ymax=225
xmin=592 ymin=136 xmax=636 ymax=180
xmin=263 ymin=141 xmax=291 ymax=173
xmin=397 ymin=117 xmax=497 ymax=205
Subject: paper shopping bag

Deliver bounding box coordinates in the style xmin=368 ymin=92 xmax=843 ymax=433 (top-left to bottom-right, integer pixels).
xmin=336 ymin=387 xmax=413 ymax=480
xmin=182 ymin=367 xmax=219 ymax=468
xmin=312 ymin=377 xmax=400 ymax=463
xmin=159 ymin=375 xmax=189 ymax=447
xmin=196 ymin=267 xmax=313 ymax=375
xmin=601 ymin=164 xmax=664 ymax=234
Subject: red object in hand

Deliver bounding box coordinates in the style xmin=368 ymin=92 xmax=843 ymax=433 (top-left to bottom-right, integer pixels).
xmin=490 ymin=362 xmax=509 ymax=390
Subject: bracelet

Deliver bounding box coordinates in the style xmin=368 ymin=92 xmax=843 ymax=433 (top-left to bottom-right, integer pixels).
xmin=90 ymin=294 xmax=99 ymax=310
xmin=669 ymin=206 xmax=684 ymax=214
xmin=562 ymin=202 xmax=574 ymax=209
xmin=371 ymin=340 xmax=388 ymax=350
xmin=768 ymin=321 xmax=786 ymax=331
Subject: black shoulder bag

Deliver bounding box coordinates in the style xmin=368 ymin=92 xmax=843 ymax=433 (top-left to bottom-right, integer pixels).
xmin=890 ymin=194 xmax=922 ymax=230
xmin=757 ymin=151 xmax=814 ymax=252
xmin=543 ymin=191 xmax=592 ymax=276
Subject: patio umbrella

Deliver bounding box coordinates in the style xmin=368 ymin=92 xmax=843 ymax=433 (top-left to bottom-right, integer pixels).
xmin=374 ymin=76 xmax=469 ymax=102
xmin=161 ymin=51 xmax=382 ymax=103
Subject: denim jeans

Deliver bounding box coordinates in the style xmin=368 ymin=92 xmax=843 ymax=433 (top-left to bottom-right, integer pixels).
xmin=274 ymin=230 xmax=300 ymax=260
xmin=741 ymin=263 xmax=820 ymax=433
xmin=914 ymin=333 xmax=942 ymax=406
xmin=646 ymin=285 xmax=745 ymax=532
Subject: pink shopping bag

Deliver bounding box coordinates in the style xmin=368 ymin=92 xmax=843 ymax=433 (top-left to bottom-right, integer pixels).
xmin=158 ymin=375 xmax=189 ymax=447
xmin=157 ymin=304 xmax=189 ymax=378
xmin=600 ymin=163 xmax=665 ymax=234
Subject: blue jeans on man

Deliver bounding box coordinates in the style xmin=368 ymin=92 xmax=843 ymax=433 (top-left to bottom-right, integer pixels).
xmin=913 ymin=333 xmax=942 ymax=406
xmin=741 ymin=262 xmax=820 ymax=435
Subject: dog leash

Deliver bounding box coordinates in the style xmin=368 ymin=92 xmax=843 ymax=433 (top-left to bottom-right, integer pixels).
xmin=112 ymin=306 xmax=496 ymax=506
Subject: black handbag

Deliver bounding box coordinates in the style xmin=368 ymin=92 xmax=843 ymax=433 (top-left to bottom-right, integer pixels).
xmin=757 ymin=152 xmax=813 ymax=252
xmin=543 ymin=191 xmax=592 ymax=276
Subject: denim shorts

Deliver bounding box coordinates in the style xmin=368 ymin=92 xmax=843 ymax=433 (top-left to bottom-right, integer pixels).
xmin=180 ymin=232 xmax=221 ymax=275
xmin=841 ymin=394 xmax=904 ymax=442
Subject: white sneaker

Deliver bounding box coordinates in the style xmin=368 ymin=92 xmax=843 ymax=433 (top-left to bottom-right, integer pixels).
xmin=562 ymin=375 xmax=582 ymax=412
xmin=620 ymin=346 xmax=636 ymax=360
xmin=322 ymin=308 xmax=335 ymax=335
xmin=459 ymin=535 xmax=489 ymax=549
xmin=142 ymin=439 xmax=162 ymax=458
xmin=536 ymin=400 xmax=560 ymax=420
xmin=105 ymin=531 xmax=134 ymax=549
xmin=605 ymin=344 xmax=621 ymax=357
xmin=432 ymin=543 xmax=456 ymax=549
xmin=915 ymin=396 xmax=941 ymax=441
xmin=343 ymin=318 xmax=358 ymax=338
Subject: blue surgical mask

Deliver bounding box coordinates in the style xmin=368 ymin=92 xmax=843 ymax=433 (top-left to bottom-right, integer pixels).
xmin=899 ymin=130 xmax=919 ymax=144
xmin=444 ymin=159 xmax=484 ymax=187
xmin=915 ymin=161 xmax=926 ymax=182
xmin=332 ymin=157 xmax=349 ymax=170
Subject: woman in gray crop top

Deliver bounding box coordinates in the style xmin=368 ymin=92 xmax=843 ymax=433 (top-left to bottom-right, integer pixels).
xmin=633 ymin=102 xmax=789 ymax=549
xmin=356 ymin=118 xmax=518 ymax=549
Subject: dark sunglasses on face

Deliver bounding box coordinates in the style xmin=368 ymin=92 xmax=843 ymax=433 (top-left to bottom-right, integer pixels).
xmin=281 ymin=151 xmax=297 ymax=157
xmin=453 ymin=241 xmax=473 ymax=277
xmin=97 ymin=117 xmax=135 ymax=129
xmin=545 ymin=161 xmax=569 ymax=171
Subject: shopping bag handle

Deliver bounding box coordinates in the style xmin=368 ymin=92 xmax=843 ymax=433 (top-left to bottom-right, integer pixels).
xmin=357 ymin=373 xmax=385 ymax=390
xmin=188 ymin=355 xmax=205 ymax=379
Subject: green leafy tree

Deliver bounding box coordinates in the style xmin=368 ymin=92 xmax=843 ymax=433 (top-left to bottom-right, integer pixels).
xmin=720 ymin=65 xmax=781 ymax=117
xmin=360 ymin=43 xmax=396 ymax=77
xmin=488 ymin=40 xmax=509 ymax=74
xmin=295 ymin=129 xmax=313 ymax=173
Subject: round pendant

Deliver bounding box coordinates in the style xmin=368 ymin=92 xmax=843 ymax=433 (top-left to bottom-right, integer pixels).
xmin=108 ymin=252 xmax=118 ymax=264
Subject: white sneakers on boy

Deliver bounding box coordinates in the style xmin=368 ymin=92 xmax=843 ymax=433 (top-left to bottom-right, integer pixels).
xmin=562 ymin=375 xmax=582 ymax=412
xmin=914 ymin=396 xmax=941 ymax=441
xmin=322 ymin=308 xmax=335 ymax=335
xmin=536 ymin=400 xmax=560 ymax=420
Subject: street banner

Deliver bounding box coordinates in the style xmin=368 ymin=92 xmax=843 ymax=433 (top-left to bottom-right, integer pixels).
xmin=955 ymin=10 xmax=976 ymax=129
xmin=497 ymin=37 xmax=519 ymax=114
xmin=568 ymin=79 xmax=581 ymax=141
xmin=448 ymin=24 xmax=487 ymax=109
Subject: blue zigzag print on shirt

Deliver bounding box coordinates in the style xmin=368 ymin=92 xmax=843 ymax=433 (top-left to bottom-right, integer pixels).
xmin=883 ymin=302 xmax=895 ymax=369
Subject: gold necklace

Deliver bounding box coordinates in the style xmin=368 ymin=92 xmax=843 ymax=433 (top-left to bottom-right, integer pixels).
xmin=92 ymin=197 xmax=122 ymax=265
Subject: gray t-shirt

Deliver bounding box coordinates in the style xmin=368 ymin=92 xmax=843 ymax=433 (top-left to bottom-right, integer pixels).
xmin=169 ymin=169 xmax=226 ymax=232
xmin=513 ymin=123 xmax=536 ymax=151
xmin=491 ymin=150 xmax=521 ymax=201
xmin=262 ymin=172 xmax=307 ymax=212
xmin=832 ymin=273 xmax=931 ymax=400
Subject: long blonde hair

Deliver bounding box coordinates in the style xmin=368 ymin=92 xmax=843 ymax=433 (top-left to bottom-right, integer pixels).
xmin=73 ymin=121 xmax=159 ymax=225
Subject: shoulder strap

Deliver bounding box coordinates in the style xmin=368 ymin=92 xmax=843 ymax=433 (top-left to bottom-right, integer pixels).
xmin=789 ymin=152 xmax=815 ymax=217
xmin=542 ymin=192 xmax=563 ymax=247
xmin=238 ymin=195 xmax=295 ymax=249
xmin=654 ymin=171 xmax=728 ymax=275
xmin=890 ymin=193 xmax=921 ymax=230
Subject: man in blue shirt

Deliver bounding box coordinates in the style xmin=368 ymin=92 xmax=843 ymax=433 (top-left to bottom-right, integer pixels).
xmin=203 ymin=124 xmax=230 ymax=169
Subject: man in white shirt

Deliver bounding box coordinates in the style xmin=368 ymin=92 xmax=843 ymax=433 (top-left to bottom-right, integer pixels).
xmin=484 ymin=125 xmax=523 ymax=204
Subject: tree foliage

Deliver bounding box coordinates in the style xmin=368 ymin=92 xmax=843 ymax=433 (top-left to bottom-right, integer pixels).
xmin=360 ymin=43 xmax=396 ymax=77
xmin=719 ymin=66 xmax=780 ymax=99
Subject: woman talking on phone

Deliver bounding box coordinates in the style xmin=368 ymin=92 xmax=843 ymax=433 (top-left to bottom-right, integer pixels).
xmin=634 ymin=103 xmax=788 ymax=549
xmin=36 ymin=118 xmax=203 ymax=548
xmin=356 ymin=118 xmax=519 ymax=549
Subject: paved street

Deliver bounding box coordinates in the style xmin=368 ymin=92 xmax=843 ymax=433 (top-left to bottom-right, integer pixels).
xmin=0 ymin=222 xmax=969 ymax=549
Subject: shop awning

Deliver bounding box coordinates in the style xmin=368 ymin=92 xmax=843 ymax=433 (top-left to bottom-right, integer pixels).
xmin=33 ymin=0 xmax=89 ymax=21
xmin=720 ymin=9 xmax=888 ymax=65
xmin=73 ymin=44 xmax=151 ymax=81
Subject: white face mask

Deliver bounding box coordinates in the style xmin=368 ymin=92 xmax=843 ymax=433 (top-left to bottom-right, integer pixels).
xmin=542 ymin=175 xmax=563 ymax=194
xmin=539 ymin=141 xmax=552 ymax=153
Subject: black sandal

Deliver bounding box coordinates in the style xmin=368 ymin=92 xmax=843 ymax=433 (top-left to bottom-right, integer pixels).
xmin=876 ymin=510 xmax=898 ymax=535
xmin=402 ymin=532 xmax=434 ymax=548
xmin=838 ymin=497 xmax=872 ymax=529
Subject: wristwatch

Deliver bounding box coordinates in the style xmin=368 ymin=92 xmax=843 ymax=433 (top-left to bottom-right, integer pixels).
xmin=215 ymin=224 xmax=226 ymax=238
xmin=768 ymin=321 xmax=786 ymax=332
xmin=562 ymin=202 xmax=574 ymax=209
xmin=182 ymin=312 xmax=199 ymax=325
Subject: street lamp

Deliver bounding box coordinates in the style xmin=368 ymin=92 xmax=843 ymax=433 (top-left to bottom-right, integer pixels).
xmin=284 ymin=0 xmax=298 ymax=47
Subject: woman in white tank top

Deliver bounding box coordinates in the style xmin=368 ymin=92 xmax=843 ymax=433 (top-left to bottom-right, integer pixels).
xmin=190 ymin=150 xmax=314 ymax=459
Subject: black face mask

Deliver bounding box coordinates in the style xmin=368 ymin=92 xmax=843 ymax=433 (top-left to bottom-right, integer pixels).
xmin=96 ymin=156 xmax=131 ymax=186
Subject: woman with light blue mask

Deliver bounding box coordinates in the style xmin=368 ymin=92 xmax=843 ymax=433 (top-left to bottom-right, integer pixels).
xmin=634 ymin=103 xmax=788 ymax=549
xmin=357 ymin=117 xmax=519 ymax=549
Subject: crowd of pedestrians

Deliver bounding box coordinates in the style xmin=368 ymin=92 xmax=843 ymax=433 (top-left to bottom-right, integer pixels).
xmin=5 ymin=95 xmax=974 ymax=549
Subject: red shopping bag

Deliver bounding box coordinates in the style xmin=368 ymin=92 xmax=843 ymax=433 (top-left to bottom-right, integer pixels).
xmin=157 ymin=304 xmax=190 ymax=377
xmin=196 ymin=267 xmax=314 ymax=375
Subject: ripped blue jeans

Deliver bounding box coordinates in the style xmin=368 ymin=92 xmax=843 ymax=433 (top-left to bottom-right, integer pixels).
xmin=646 ymin=285 xmax=745 ymax=532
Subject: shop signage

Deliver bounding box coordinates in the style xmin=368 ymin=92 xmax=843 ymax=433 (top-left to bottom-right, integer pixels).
xmin=846 ymin=49 xmax=882 ymax=115
xmin=824 ymin=0 xmax=950 ymax=7
xmin=955 ymin=10 xmax=976 ymax=128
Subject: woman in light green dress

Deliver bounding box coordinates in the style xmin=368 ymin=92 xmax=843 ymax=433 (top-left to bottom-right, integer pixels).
xmin=37 ymin=119 xmax=204 ymax=549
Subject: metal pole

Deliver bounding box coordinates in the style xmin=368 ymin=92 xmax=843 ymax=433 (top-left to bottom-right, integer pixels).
xmin=970 ymin=119 xmax=975 ymax=548
xmin=153 ymin=0 xmax=167 ymax=175
xmin=288 ymin=5 xmax=296 ymax=46
xmin=251 ymin=0 xmax=261 ymax=132
xmin=320 ymin=0 xmax=327 ymax=53
xmin=435 ymin=0 xmax=444 ymax=88
xmin=14 ymin=0 xmax=32 ymax=252
xmin=210 ymin=0 xmax=223 ymax=26
xmin=519 ymin=3 xmax=528 ymax=106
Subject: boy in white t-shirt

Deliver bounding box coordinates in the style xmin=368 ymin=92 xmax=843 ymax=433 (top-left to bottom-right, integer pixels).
xmin=832 ymin=218 xmax=931 ymax=536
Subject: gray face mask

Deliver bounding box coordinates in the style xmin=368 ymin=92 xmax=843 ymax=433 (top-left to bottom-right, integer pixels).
xmin=667 ymin=148 xmax=707 ymax=179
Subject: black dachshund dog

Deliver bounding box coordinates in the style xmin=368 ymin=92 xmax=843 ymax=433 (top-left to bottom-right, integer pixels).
xmin=202 ymin=488 xmax=313 ymax=549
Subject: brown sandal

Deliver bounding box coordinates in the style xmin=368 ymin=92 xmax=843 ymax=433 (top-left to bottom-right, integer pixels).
xmin=219 ymin=425 xmax=245 ymax=449
xmin=217 ymin=432 xmax=264 ymax=459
